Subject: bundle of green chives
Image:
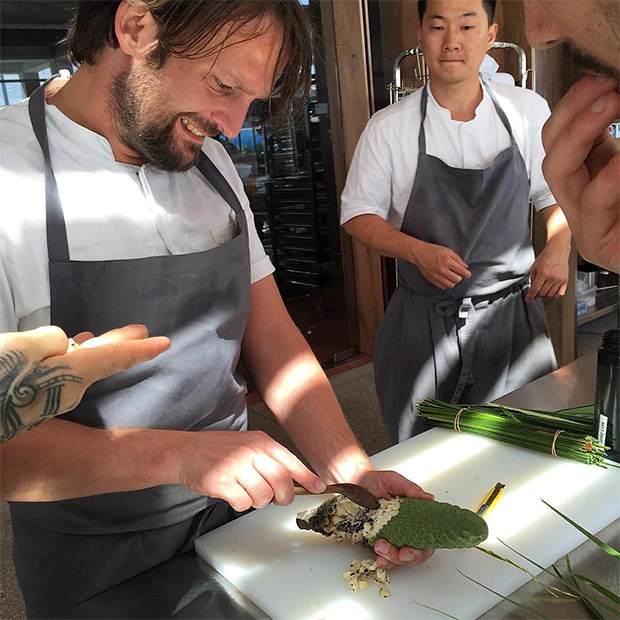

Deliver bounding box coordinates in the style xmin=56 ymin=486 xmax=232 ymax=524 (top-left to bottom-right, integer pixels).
xmin=416 ymin=398 xmax=608 ymax=466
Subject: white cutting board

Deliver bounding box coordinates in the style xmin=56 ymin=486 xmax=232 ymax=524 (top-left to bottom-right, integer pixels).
xmin=195 ymin=428 xmax=620 ymax=619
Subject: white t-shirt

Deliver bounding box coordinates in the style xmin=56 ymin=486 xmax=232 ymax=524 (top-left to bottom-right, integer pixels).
xmin=0 ymin=97 xmax=274 ymax=333
xmin=341 ymin=80 xmax=557 ymax=230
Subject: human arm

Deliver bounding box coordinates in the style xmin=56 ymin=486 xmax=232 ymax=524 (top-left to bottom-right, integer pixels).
xmin=343 ymin=214 xmax=471 ymax=289
xmin=0 ymin=321 xmax=324 ymax=506
xmin=340 ymin=103 xmax=469 ymax=290
xmin=241 ymin=274 xmax=435 ymax=567
xmin=526 ymin=204 xmax=572 ymax=301
xmin=541 ymin=75 xmax=620 ymax=273
xmin=0 ymin=415 xmax=324 ymax=507
xmin=0 ymin=324 xmax=170 ymax=442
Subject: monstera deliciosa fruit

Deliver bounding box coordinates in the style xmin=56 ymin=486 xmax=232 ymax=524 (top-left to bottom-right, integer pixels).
xmin=297 ymin=496 xmax=488 ymax=549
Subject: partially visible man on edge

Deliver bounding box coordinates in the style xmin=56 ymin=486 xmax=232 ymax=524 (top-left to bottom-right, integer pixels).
xmin=523 ymin=0 xmax=620 ymax=273
xmin=0 ymin=325 xmax=170 ymax=443
xmin=0 ymin=2 xmax=434 ymax=617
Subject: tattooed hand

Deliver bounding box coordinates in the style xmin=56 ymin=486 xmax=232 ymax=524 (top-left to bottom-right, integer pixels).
xmin=0 ymin=325 xmax=170 ymax=443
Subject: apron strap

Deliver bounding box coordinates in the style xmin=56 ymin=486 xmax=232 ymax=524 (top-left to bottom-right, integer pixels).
xmin=28 ymin=76 xmax=245 ymax=263
xmin=418 ymin=79 xmax=516 ymax=156
xmin=480 ymin=77 xmax=516 ymax=143
xmin=418 ymin=85 xmax=430 ymax=155
xmin=195 ymin=152 xmax=244 ymax=217
xmin=28 ymin=76 xmax=70 ymax=263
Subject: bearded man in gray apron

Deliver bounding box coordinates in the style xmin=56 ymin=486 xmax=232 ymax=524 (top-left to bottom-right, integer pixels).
xmin=0 ymin=2 xmax=436 ymax=617
xmin=341 ymin=0 xmax=571 ymax=444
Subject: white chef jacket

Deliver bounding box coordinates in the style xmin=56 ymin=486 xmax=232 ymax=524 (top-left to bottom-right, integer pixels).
xmin=0 ymin=97 xmax=274 ymax=333
xmin=341 ymin=80 xmax=557 ymax=230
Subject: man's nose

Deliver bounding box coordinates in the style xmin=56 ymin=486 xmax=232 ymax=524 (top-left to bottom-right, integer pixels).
xmin=523 ymin=0 xmax=565 ymax=50
xmin=442 ymin=27 xmax=461 ymax=51
xmin=211 ymin=100 xmax=252 ymax=139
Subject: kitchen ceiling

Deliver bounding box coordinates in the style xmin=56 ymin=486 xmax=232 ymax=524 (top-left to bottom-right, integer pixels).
xmin=1 ymin=0 xmax=75 ymax=73
xmin=1 ymin=0 xmax=75 ymax=26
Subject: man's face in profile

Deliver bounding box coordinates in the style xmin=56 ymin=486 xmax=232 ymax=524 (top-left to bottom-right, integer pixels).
xmin=107 ymin=16 xmax=285 ymax=172
xmin=523 ymin=0 xmax=619 ymax=78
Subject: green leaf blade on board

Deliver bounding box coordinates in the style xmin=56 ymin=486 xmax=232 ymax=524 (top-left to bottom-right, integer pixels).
xmin=541 ymin=500 xmax=620 ymax=562
xmin=476 ymin=546 xmax=571 ymax=598
xmin=554 ymin=405 xmax=595 ymax=416
xmin=408 ymin=597 xmax=461 ymax=620
xmin=492 ymin=538 xmax=620 ymax=615
xmin=455 ymin=568 xmax=550 ymax=620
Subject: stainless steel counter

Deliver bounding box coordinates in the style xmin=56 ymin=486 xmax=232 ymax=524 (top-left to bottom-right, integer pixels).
xmin=60 ymin=355 xmax=618 ymax=619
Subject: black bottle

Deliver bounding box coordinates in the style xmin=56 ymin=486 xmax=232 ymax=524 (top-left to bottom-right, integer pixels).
xmin=594 ymin=328 xmax=620 ymax=463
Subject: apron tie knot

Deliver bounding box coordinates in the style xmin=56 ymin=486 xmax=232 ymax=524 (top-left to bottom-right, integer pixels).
xmin=433 ymin=299 xmax=459 ymax=317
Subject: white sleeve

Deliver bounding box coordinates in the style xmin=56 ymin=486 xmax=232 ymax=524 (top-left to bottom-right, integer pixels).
xmin=242 ymin=192 xmax=275 ymax=284
xmin=0 ymin=233 xmax=18 ymax=333
xmin=340 ymin=119 xmax=395 ymax=225
xmin=527 ymin=96 xmax=557 ymax=211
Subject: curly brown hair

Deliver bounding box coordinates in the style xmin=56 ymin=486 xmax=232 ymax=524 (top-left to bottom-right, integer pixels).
xmin=67 ymin=0 xmax=313 ymax=125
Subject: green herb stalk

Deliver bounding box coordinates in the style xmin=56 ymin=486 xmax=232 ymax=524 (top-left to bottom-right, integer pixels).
xmin=416 ymin=399 xmax=608 ymax=466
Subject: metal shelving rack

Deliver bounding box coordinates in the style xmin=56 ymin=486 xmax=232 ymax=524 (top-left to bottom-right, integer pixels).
xmin=388 ymin=42 xmax=531 ymax=103
xmin=244 ymin=75 xmax=335 ymax=299
xmin=577 ymin=271 xmax=619 ymax=327
xmin=262 ymin=101 xmax=320 ymax=296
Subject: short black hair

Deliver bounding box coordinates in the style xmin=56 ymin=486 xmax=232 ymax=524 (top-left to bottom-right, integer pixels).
xmin=417 ymin=0 xmax=497 ymax=25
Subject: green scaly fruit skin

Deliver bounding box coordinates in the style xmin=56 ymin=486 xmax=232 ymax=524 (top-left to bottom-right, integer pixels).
xmin=368 ymin=498 xmax=488 ymax=549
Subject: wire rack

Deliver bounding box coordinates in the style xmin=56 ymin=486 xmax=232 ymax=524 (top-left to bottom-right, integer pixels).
xmin=388 ymin=42 xmax=534 ymax=103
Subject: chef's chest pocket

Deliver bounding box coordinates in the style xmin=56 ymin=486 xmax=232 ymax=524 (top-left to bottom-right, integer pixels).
xmin=212 ymin=221 xmax=237 ymax=245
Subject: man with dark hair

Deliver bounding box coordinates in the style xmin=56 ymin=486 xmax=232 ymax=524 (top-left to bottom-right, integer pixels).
xmin=523 ymin=0 xmax=619 ymax=273
xmin=0 ymin=1 xmax=433 ymax=616
xmin=342 ymin=0 xmax=571 ymax=443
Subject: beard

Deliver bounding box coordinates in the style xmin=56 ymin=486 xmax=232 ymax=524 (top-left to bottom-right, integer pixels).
xmin=108 ymin=64 xmax=219 ymax=172
xmin=564 ymin=41 xmax=620 ymax=81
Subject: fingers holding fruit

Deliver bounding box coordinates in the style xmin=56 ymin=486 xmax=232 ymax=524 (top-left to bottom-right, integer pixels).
xmin=374 ymin=539 xmax=434 ymax=569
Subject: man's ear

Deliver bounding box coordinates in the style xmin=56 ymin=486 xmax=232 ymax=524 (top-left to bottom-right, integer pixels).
xmin=417 ymin=24 xmax=423 ymax=50
xmin=115 ymin=1 xmax=159 ymax=60
xmin=487 ymin=22 xmax=499 ymax=49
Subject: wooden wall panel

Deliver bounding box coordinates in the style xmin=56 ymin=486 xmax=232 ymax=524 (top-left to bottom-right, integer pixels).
xmin=319 ymin=0 xmax=360 ymax=350
xmin=330 ymin=0 xmax=384 ymax=355
xmin=380 ymin=0 xmax=420 ymax=90
xmin=489 ymin=0 xmax=532 ymax=84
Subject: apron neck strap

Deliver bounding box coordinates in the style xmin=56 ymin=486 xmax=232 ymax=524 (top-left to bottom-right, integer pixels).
xmin=418 ymin=84 xmax=430 ymax=154
xmin=418 ymin=78 xmax=516 ymax=155
xmin=480 ymin=77 xmax=516 ymax=141
xmin=28 ymin=75 xmax=70 ymax=262
xmin=195 ymin=152 xmax=244 ymax=216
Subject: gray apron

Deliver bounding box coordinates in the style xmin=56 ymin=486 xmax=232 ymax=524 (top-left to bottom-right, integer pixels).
xmin=9 ymin=78 xmax=252 ymax=618
xmin=374 ymin=82 xmax=557 ymax=444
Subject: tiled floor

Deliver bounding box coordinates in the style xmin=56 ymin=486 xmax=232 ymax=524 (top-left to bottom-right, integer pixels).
xmin=1 ymin=312 xmax=616 ymax=619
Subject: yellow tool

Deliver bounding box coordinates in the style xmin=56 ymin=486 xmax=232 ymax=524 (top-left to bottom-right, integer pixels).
xmin=476 ymin=482 xmax=505 ymax=517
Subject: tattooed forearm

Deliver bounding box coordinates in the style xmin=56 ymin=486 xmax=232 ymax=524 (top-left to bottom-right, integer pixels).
xmin=0 ymin=349 xmax=83 ymax=443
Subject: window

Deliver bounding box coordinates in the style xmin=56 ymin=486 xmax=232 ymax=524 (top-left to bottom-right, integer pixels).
xmin=38 ymin=67 xmax=53 ymax=81
xmin=0 ymin=74 xmax=25 ymax=107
